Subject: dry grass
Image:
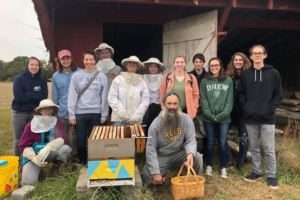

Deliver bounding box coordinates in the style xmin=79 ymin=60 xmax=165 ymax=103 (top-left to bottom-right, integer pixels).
xmin=1 ymin=82 xmax=300 ymax=199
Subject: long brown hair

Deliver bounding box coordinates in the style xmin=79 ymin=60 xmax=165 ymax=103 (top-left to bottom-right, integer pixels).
xmin=55 ymin=58 xmax=77 ymax=73
xmin=226 ymin=52 xmax=251 ymax=78
xmin=205 ymin=57 xmax=227 ymax=81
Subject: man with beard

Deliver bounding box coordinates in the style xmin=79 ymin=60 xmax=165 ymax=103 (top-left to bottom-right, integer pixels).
xmin=142 ymin=92 xmax=203 ymax=185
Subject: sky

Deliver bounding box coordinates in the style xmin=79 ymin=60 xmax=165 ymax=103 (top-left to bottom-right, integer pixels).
xmin=0 ymin=1 xmax=49 ymax=62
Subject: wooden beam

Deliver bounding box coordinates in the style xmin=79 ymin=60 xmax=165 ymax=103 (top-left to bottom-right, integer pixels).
xmin=32 ymin=0 xmax=57 ymax=69
xmin=218 ymin=6 xmax=231 ymax=41
xmin=269 ymin=0 xmax=274 ymax=10
xmin=226 ymin=18 xmax=300 ymax=30
xmin=81 ymin=0 xmax=300 ymax=11
xmin=232 ymin=0 xmax=236 ymax=8
xmin=218 ymin=27 xmax=234 ymax=45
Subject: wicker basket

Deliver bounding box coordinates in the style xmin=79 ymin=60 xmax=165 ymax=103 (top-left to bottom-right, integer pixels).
xmin=171 ymin=164 xmax=205 ymax=200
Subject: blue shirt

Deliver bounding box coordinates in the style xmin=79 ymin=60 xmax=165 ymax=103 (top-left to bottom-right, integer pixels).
xmin=52 ymin=69 xmax=81 ymax=119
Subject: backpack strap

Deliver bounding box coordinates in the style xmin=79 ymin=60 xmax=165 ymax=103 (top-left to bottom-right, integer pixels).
xmin=166 ymin=72 xmax=193 ymax=88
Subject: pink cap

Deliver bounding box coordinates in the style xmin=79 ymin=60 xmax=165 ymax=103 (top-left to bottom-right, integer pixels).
xmin=58 ymin=50 xmax=71 ymax=58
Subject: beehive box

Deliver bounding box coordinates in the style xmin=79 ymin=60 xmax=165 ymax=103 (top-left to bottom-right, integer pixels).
xmin=88 ymin=126 xmax=135 ymax=160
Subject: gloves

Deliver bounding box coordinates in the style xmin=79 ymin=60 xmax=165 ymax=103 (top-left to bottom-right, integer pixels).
xmin=129 ymin=114 xmax=140 ymax=124
xmin=32 ymin=156 xmax=48 ymax=167
xmin=23 ymin=147 xmax=47 ymax=167
xmin=23 ymin=147 xmax=36 ymax=160
xmin=35 ymin=138 xmax=64 ymax=162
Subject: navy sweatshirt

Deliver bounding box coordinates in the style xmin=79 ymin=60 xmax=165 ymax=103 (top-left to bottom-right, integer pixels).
xmin=11 ymin=57 xmax=48 ymax=111
xmin=238 ymin=65 xmax=283 ymax=124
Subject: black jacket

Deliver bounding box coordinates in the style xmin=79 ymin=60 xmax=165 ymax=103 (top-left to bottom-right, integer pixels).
xmin=188 ymin=69 xmax=206 ymax=91
xmin=238 ymin=65 xmax=282 ymax=124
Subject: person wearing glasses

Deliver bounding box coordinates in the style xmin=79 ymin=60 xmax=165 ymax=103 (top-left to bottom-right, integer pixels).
xmin=238 ymin=45 xmax=282 ymax=189
xmin=200 ymin=57 xmax=233 ymax=179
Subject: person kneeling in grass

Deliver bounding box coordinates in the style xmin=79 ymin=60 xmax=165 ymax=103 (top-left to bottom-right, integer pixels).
xmin=142 ymin=92 xmax=203 ymax=185
xmin=18 ymin=99 xmax=71 ymax=185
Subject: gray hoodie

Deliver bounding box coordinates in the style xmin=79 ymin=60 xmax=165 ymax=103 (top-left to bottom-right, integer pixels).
xmin=146 ymin=112 xmax=197 ymax=175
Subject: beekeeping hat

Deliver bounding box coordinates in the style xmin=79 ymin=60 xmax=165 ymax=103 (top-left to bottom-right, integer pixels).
xmin=121 ymin=56 xmax=144 ymax=69
xmin=143 ymin=57 xmax=165 ymax=72
xmin=35 ymin=99 xmax=59 ymax=112
xmin=94 ymin=43 xmax=115 ymax=58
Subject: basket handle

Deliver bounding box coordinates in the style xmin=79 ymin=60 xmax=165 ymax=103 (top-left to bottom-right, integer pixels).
xmin=183 ymin=165 xmax=201 ymax=184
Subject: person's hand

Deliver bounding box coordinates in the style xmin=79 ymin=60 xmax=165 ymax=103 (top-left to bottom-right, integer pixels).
xmin=100 ymin=120 xmax=105 ymax=124
xmin=32 ymin=156 xmax=48 ymax=167
xmin=69 ymin=119 xmax=76 ymax=125
xmin=184 ymin=153 xmax=194 ymax=167
xmin=152 ymin=174 xmax=163 ymax=185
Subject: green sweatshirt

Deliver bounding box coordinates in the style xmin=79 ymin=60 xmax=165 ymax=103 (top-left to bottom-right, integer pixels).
xmin=200 ymin=76 xmax=233 ymax=123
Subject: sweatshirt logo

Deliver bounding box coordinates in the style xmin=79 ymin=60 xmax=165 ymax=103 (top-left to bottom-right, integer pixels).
xmin=206 ymin=84 xmax=229 ymax=91
xmin=33 ymin=86 xmax=41 ymax=92
xmin=110 ymin=72 xmax=116 ymax=79
xmin=164 ymin=128 xmax=182 ymax=145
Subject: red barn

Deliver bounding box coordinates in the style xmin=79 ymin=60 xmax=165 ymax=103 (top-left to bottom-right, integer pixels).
xmin=32 ymin=0 xmax=300 ymax=90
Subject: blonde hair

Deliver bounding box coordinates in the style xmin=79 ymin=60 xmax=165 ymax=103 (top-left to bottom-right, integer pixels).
xmin=226 ymin=52 xmax=251 ymax=78
xmin=173 ymin=55 xmax=186 ymax=63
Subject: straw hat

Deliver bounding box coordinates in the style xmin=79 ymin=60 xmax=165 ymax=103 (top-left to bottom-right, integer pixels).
xmin=121 ymin=56 xmax=144 ymax=69
xmin=143 ymin=57 xmax=165 ymax=72
xmin=94 ymin=43 xmax=115 ymax=58
xmin=35 ymin=99 xmax=59 ymax=112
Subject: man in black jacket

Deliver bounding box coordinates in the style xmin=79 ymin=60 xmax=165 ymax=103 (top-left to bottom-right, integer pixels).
xmin=188 ymin=53 xmax=206 ymax=91
xmin=238 ymin=45 xmax=283 ymax=189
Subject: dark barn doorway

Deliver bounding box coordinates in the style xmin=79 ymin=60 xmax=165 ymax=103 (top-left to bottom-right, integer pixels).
xmin=103 ymin=22 xmax=163 ymax=70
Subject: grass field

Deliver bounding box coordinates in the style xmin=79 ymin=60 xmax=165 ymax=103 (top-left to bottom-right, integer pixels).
xmin=1 ymin=82 xmax=300 ymax=200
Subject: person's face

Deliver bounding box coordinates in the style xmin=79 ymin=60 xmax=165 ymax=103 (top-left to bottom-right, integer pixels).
xmin=60 ymin=56 xmax=72 ymax=68
xmin=165 ymin=95 xmax=179 ymax=112
xmin=126 ymin=62 xmax=138 ymax=73
xmin=100 ymin=49 xmax=111 ymax=59
xmin=39 ymin=107 xmax=54 ymax=116
xmin=148 ymin=64 xmax=159 ymax=74
xmin=83 ymin=55 xmax=96 ymax=69
xmin=28 ymin=59 xmax=40 ymax=75
xmin=250 ymin=47 xmax=267 ymax=64
xmin=193 ymin=58 xmax=204 ymax=71
xmin=174 ymin=57 xmax=186 ymax=72
xmin=233 ymin=55 xmax=244 ymax=70
xmin=209 ymin=60 xmax=221 ymax=77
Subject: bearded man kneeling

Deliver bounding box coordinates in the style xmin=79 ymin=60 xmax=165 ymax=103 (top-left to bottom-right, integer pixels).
xmin=142 ymin=92 xmax=203 ymax=185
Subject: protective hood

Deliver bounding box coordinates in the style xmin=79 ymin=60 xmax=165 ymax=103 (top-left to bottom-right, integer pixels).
xmin=250 ymin=64 xmax=273 ymax=82
xmin=95 ymin=58 xmax=116 ymax=73
xmin=120 ymin=72 xmax=143 ymax=84
xmin=31 ymin=115 xmax=57 ymax=133
xmin=24 ymin=57 xmax=42 ymax=78
xmin=143 ymin=74 xmax=163 ymax=91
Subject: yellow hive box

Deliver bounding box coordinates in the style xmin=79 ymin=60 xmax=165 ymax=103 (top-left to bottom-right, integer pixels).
xmin=0 ymin=156 xmax=19 ymax=196
xmin=88 ymin=159 xmax=134 ymax=180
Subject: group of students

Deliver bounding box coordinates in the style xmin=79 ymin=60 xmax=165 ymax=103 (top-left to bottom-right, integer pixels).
xmin=11 ymin=43 xmax=282 ymax=189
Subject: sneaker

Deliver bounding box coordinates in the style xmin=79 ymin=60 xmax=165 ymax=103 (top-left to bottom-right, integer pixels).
xmin=220 ymin=168 xmax=228 ymax=179
xmin=244 ymin=172 xmax=262 ymax=182
xmin=205 ymin=166 xmax=213 ymax=176
xmin=267 ymin=177 xmax=278 ymax=189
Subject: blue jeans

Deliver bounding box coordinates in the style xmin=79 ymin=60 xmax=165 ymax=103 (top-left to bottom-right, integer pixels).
xmin=75 ymin=113 xmax=101 ymax=164
xmin=204 ymin=122 xmax=230 ymax=169
xmin=226 ymin=115 xmax=248 ymax=165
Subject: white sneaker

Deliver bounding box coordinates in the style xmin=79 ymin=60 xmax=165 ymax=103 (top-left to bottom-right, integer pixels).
xmin=220 ymin=168 xmax=228 ymax=179
xmin=205 ymin=166 xmax=213 ymax=176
